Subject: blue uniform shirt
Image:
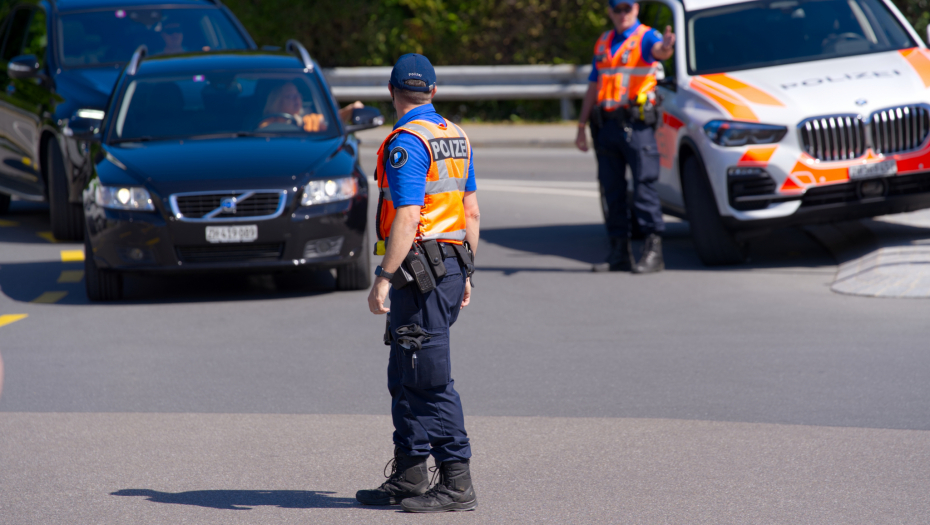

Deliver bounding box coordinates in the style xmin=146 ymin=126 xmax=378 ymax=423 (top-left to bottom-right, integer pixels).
xmin=588 ymin=21 xmax=663 ymax=83
xmin=384 ymin=104 xmax=477 ymax=207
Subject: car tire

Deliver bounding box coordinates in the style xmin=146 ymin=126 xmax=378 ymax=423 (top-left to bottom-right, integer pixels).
xmin=47 ymin=139 xmax=84 ymax=241
xmin=0 ymin=192 xmax=10 ymax=215
xmin=681 ymin=155 xmax=746 ymax=266
xmin=84 ymin=232 xmax=122 ymax=301
xmin=335 ymin=237 xmax=371 ymax=291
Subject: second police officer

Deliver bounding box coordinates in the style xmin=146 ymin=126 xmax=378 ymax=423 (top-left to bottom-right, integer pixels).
xmin=576 ymin=0 xmax=676 ymax=273
xmin=359 ymin=53 xmax=480 ymax=513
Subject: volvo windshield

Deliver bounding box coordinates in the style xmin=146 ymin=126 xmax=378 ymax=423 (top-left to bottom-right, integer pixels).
xmin=687 ymin=0 xmax=917 ymax=74
xmin=58 ymin=7 xmax=247 ymax=68
xmin=109 ymin=72 xmax=338 ymax=143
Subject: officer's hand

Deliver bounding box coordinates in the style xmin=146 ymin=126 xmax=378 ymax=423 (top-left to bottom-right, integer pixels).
xmin=368 ymin=277 xmax=391 ymax=315
xmin=461 ymin=277 xmax=471 ymax=309
xmin=575 ymin=126 xmax=588 ymax=152
xmin=661 ymin=26 xmax=676 ymax=52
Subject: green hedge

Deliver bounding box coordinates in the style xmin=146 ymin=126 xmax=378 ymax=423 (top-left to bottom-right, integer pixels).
xmin=224 ymin=0 xmax=925 ymax=67
xmin=222 ymin=0 xmax=927 ymax=120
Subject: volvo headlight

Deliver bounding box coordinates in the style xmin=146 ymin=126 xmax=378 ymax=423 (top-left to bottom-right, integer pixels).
xmin=75 ymin=108 xmax=105 ymax=120
xmin=301 ymin=177 xmax=358 ymax=206
xmin=95 ymin=186 xmax=154 ymax=211
xmin=704 ymin=120 xmax=787 ymax=147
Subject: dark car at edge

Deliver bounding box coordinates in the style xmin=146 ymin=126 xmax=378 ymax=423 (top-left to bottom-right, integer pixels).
xmin=0 ymin=0 xmax=255 ymax=240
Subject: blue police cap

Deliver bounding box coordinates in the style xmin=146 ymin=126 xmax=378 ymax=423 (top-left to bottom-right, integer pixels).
xmin=608 ymin=0 xmax=635 ymax=7
xmin=390 ymin=53 xmax=436 ymax=93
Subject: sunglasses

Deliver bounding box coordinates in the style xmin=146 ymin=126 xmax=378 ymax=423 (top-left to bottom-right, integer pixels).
xmin=612 ymin=3 xmax=633 ymax=13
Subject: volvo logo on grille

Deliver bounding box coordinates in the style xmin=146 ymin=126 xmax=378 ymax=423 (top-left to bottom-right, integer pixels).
xmin=220 ymin=197 xmax=237 ymax=213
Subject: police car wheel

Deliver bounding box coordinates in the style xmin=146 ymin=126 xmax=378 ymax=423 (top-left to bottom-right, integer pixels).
xmin=681 ymin=155 xmax=746 ymax=266
xmin=336 ymin=237 xmax=371 ymax=291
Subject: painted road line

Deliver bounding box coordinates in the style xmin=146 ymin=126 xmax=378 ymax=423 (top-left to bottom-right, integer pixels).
xmin=61 ymin=250 xmax=84 ymax=262
xmin=0 ymin=219 xmax=18 ymax=227
xmin=58 ymin=270 xmax=84 ymax=283
xmin=37 ymin=231 xmax=59 ymax=243
xmin=32 ymin=291 xmax=67 ymax=304
xmin=0 ymin=314 xmax=28 ymax=328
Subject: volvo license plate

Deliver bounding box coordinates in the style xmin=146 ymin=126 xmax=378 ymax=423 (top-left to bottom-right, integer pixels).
xmin=205 ymin=225 xmax=258 ymax=243
xmin=849 ymin=159 xmax=897 ymax=180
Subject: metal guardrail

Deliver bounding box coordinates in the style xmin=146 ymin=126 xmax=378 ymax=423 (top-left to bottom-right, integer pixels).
xmin=323 ymin=65 xmax=594 ymax=120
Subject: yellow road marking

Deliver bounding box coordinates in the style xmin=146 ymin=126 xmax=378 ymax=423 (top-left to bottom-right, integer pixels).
xmin=146 ymin=237 xmax=160 ymax=245
xmin=32 ymin=291 xmax=67 ymax=304
xmin=0 ymin=219 xmax=17 ymax=227
xmin=0 ymin=314 xmax=28 ymax=328
xmin=58 ymin=270 xmax=84 ymax=283
xmin=37 ymin=231 xmax=60 ymax=243
xmin=60 ymin=250 xmax=84 ymax=262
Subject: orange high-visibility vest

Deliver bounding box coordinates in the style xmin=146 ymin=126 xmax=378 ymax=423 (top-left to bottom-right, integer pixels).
xmin=376 ymin=118 xmax=470 ymax=245
xmin=594 ymin=25 xmax=658 ymax=111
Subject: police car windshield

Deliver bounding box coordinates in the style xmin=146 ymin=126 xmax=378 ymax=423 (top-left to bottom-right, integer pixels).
xmin=58 ymin=7 xmax=247 ymax=68
xmin=686 ymin=0 xmax=916 ymax=74
xmin=109 ymin=72 xmax=338 ymax=143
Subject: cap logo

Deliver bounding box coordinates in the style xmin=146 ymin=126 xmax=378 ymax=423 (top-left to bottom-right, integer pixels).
xmin=408 ymin=72 xmax=422 ymax=77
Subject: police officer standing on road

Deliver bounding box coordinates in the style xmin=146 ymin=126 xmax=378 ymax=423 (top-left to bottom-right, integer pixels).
xmin=577 ymin=0 xmax=675 ymax=273
xmin=359 ymin=53 xmax=480 ymax=513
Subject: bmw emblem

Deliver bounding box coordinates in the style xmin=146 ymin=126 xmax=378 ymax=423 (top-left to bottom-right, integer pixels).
xmin=855 ymin=98 xmax=868 ymax=106
xmin=220 ymin=197 xmax=237 ymax=213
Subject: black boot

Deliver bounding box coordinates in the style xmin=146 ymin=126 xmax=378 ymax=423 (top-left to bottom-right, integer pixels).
xmin=400 ymin=459 xmax=477 ymax=513
xmin=592 ymin=236 xmax=633 ymax=272
xmin=633 ymin=233 xmax=664 ymax=274
xmin=356 ymin=447 xmax=429 ymax=505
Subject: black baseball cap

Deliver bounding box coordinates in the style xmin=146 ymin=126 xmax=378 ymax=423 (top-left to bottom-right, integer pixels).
xmin=390 ymin=53 xmax=436 ymax=92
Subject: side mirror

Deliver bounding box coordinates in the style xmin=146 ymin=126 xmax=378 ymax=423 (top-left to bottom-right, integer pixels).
xmin=8 ymin=55 xmax=41 ymax=79
xmin=65 ymin=116 xmax=102 ymax=141
xmin=345 ymin=106 xmax=384 ymax=134
xmin=657 ymin=76 xmax=677 ymax=92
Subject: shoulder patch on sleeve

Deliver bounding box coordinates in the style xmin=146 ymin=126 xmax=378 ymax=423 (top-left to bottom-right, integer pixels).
xmin=389 ymin=146 xmax=408 ymax=168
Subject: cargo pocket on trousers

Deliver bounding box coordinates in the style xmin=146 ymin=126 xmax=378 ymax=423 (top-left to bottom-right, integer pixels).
xmin=640 ymin=143 xmax=660 ymax=183
xmin=401 ymin=333 xmax=451 ymax=389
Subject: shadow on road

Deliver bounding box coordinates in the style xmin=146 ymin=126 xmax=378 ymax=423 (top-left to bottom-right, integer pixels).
xmin=0 ymin=260 xmax=338 ymax=305
xmin=481 ymin=221 xmax=836 ymax=272
xmin=0 ymin=201 xmax=62 ymax=245
xmin=111 ymin=488 xmax=366 ymax=510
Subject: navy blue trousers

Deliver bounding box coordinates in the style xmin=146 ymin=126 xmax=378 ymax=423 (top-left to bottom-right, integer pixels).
xmin=595 ymin=119 xmax=665 ymax=237
xmin=387 ymin=256 xmax=471 ymax=463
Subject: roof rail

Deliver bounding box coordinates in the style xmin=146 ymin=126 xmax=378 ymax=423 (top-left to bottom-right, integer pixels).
xmin=286 ymin=40 xmax=314 ymax=72
xmin=126 ymin=45 xmax=148 ymax=76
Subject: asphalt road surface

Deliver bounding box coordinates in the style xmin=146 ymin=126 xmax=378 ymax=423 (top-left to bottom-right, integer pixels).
xmin=1 ymin=145 xmax=929 ymax=524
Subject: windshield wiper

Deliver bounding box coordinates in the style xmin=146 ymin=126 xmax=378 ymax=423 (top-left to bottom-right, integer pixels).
xmin=110 ymin=136 xmax=156 ymax=144
xmin=186 ymin=131 xmax=276 ymax=140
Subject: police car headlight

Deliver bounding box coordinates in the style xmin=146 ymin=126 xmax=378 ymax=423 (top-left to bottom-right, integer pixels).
xmin=95 ymin=185 xmax=154 ymax=211
xmin=301 ymin=177 xmax=358 ymax=206
xmin=704 ymin=120 xmax=787 ymax=147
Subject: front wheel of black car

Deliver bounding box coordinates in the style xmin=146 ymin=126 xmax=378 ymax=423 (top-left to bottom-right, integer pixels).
xmin=0 ymin=192 xmax=10 ymax=214
xmin=48 ymin=139 xmax=84 ymax=241
xmin=681 ymin=155 xmax=746 ymax=266
xmin=84 ymin=234 xmax=122 ymax=301
xmin=336 ymin=239 xmax=371 ymax=291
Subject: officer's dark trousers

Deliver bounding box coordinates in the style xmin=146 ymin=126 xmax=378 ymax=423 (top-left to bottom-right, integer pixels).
xmin=595 ymin=119 xmax=665 ymax=237
xmin=388 ymin=256 xmax=471 ymax=464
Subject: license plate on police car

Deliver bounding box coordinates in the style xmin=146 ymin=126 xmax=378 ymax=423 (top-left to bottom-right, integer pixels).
xmin=849 ymin=159 xmax=897 ymax=180
xmin=205 ymin=225 xmax=258 ymax=243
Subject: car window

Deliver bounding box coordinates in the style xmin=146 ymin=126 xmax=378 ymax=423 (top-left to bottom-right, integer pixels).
xmin=23 ymin=9 xmax=47 ymax=67
xmin=111 ymin=72 xmax=338 ymax=143
xmin=2 ymin=8 xmax=33 ymax=62
xmin=58 ymin=7 xmax=247 ymax=68
xmin=639 ymin=1 xmax=676 ymax=79
xmin=687 ymin=0 xmax=917 ymax=75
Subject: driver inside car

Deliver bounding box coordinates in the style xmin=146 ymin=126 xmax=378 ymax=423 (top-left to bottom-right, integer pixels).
xmin=259 ymin=82 xmax=327 ymax=132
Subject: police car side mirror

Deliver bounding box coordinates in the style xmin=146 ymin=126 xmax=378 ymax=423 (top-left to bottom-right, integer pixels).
xmin=345 ymin=107 xmax=385 ymax=134
xmin=8 ymin=55 xmax=41 ymax=79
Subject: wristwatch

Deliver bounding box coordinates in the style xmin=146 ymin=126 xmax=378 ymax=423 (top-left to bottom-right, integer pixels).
xmin=375 ymin=265 xmax=394 ymax=280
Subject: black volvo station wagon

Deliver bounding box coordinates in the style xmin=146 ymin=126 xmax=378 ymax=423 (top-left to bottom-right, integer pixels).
xmin=81 ymin=42 xmax=383 ymax=300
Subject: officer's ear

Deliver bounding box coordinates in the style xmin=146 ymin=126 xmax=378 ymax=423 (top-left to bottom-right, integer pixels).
xmin=429 ymin=85 xmax=437 ymax=100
